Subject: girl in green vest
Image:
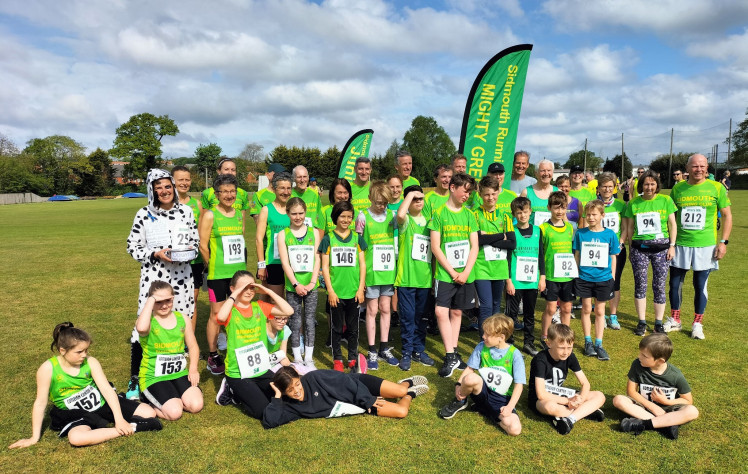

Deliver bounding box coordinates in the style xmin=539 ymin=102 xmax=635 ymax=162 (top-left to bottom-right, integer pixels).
xmin=214 ymin=271 xmax=294 ymax=419
xmin=256 ymin=172 xmax=293 ymax=299
xmin=278 ymin=198 xmax=321 ymax=369
xmin=265 ymin=313 xmax=313 ymax=375
xmin=10 ymin=323 xmax=160 ymax=449
xmin=136 ymin=281 xmax=203 ymax=421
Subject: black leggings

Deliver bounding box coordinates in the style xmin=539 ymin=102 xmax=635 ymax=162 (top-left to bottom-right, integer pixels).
xmin=227 ymin=372 xmax=275 ymax=419
xmin=349 ymin=373 xmax=384 ymax=396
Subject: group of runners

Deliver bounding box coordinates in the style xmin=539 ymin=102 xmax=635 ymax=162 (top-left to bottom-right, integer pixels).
xmin=10 ymin=150 xmax=730 ymax=447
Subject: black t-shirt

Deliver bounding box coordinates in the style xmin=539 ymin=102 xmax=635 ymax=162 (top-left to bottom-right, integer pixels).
xmin=528 ymin=349 xmax=581 ymax=406
xmin=627 ymin=359 xmax=691 ymax=405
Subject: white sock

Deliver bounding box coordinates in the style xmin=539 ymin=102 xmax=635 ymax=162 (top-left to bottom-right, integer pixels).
xmin=568 ymin=414 xmax=577 ymax=424
xmin=292 ymin=346 xmax=302 ymax=362
xmin=304 ymin=346 xmax=315 ymax=362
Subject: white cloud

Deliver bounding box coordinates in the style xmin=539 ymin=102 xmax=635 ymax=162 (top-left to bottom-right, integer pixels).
xmin=686 ymin=28 xmax=748 ymax=67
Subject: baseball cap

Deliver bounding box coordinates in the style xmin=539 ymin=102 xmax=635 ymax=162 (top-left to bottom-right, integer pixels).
xmin=268 ymin=163 xmax=286 ymax=173
xmin=488 ymin=163 xmax=505 ymax=174
xmin=570 ymin=165 xmax=584 ymax=173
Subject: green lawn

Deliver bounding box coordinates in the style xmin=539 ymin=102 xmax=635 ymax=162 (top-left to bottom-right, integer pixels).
xmin=1 ymin=194 xmax=746 ymax=472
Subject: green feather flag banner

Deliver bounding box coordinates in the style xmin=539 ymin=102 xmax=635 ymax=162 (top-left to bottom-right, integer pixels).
xmin=337 ymin=129 xmax=374 ymax=180
xmin=459 ymin=44 xmax=532 ymax=178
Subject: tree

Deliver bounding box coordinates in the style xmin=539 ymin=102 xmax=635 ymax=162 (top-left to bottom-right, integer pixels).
xmin=564 ymin=150 xmax=604 ymax=171
xmin=0 ymin=133 xmax=20 ymax=156
xmin=0 ymin=153 xmax=52 ymax=194
xmin=371 ymin=140 xmax=399 ymax=180
xmin=602 ymin=153 xmax=633 ymax=180
xmin=649 ymin=152 xmax=694 ymax=188
xmin=194 ymin=143 xmax=223 ymax=172
xmin=727 ymin=108 xmax=748 ymax=166
xmin=75 ymin=148 xmax=114 ymax=196
xmin=238 ymin=143 xmax=265 ymax=162
xmin=402 ymin=116 xmax=456 ymax=184
xmin=267 ymin=145 xmax=340 ymax=189
xmin=110 ymin=113 xmax=179 ymax=180
xmin=24 ymin=135 xmax=89 ymax=194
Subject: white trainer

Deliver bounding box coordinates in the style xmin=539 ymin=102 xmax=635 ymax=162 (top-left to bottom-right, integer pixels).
xmin=663 ymin=317 xmax=682 ymax=333
xmin=691 ymin=323 xmax=705 ymax=340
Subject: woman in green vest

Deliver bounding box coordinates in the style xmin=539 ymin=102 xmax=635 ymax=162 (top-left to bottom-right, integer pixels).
xmin=256 ymin=172 xmax=293 ymax=298
xmin=278 ymin=198 xmax=321 ymax=370
xmin=520 ymin=159 xmax=557 ymax=227
xmin=199 ymin=174 xmax=247 ymax=376
xmin=136 ymin=281 xmax=203 ymax=421
xmin=10 ymin=323 xmax=160 ymax=449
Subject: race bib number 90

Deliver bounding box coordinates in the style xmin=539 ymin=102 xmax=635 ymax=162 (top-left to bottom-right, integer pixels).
xmin=222 ymin=235 xmax=246 ymax=265
xmin=445 ymin=240 xmax=469 ymax=269
xmin=373 ymin=245 xmax=395 ymax=272
xmin=235 ymin=341 xmax=270 ymax=379
xmin=63 ymin=385 xmax=103 ymax=412
xmin=154 ymin=354 xmax=186 ymax=377
xmin=478 ymin=366 xmax=513 ymax=395
xmin=553 ymin=253 xmax=578 ymax=279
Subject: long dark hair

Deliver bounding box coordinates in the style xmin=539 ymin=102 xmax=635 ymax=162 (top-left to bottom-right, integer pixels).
xmin=272 ymin=366 xmax=300 ymax=394
xmin=51 ymin=322 xmax=91 ymax=353
xmin=328 ymin=178 xmax=352 ymax=205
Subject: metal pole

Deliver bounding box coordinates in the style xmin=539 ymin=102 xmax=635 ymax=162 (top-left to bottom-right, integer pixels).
xmin=583 ymin=138 xmax=588 ymax=173
xmin=727 ymin=118 xmax=732 ymax=166
xmin=668 ymin=128 xmax=674 ymax=188
xmin=621 ymin=133 xmax=625 ymax=181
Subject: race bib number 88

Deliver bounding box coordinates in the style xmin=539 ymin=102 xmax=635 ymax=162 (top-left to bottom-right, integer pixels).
xmin=235 ymin=342 xmax=270 ymax=379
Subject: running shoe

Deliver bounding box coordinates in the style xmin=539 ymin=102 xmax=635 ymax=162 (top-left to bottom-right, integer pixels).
xmin=304 ymin=360 xmax=318 ymax=370
xmin=691 ymin=323 xmax=705 ymax=340
xmin=587 ymin=408 xmax=606 ymax=422
xmin=438 ymin=354 xmax=460 ymax=377
xmin=407 ymin=384 xmax=430 ymax=398
xmin=634 ymin=321 xmax=648 ymax=336
xmin=595 ymin=345 xmax=610 ymax=361
xmin=355 ymin=353 xmax=368 ymax=374
xmin=378 ymin=347 xmax=399 ymax=366
xmin=367 ymin=351 xmax=379 ymax=371
xmin=333 ymin=360 xmax=344 ymax=372
xmin=663 ymin=317 xmax=682 ymax=333
xmin=583 ymin=341 xmax=598 ymax=357
xmin=207 ymin=354 xmax=225 ymax=375
xmin=398 ymin=354 xmax=412 ymax=371
xmin=607 ymin=314 xmax=621 ymax=330
xmin=552 ymin=416 xmax=573 ymax=435
xmin=621 ymin=417 xmax=646 ymax=435
xmin=654 ymin=323 xmax=665 ymax=333
xmin=125 ymin=376 xmax=140 ymax=401
xmin=438 ymin=398 xmax=468 ymax=419
xmin=514 ymin=320 xmax=525 ymax=331
xmin=412 ymin=351 xmax=436 ymax=366
xmin=660 ymin=425 xmax=679 ymax=440
xmin=455 ymin=352 xmax=467 ymax=370
xmin=398 ymin=375 xmax=428 ymax=387
xmin=215 ymin=377 xmax=235 ymax=406
xmin=523 ymin=342 xmax=539 ymax=357
xmin=130 ymin=416 xmax=163 ymax=432
xmin=217 ymin=331 xmax=227 ymax=351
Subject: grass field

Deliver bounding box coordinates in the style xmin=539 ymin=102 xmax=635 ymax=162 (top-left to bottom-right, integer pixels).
xmin=1 ymin=193 xmax=747 ymax=472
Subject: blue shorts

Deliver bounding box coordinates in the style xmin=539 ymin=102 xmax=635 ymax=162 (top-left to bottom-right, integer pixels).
xmin=470 ymin=381 xmax=516 ymax=421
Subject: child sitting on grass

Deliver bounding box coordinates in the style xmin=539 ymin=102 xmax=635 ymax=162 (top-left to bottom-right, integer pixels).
xmin=613 ymin=333 xmax=699 ymax=440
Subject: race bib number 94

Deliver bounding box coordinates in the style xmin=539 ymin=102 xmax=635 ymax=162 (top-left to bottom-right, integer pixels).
xmin=636 ymin=212 xmax=662 ymax=236
xmin=580 ymin=242 xmax=608 ymax=268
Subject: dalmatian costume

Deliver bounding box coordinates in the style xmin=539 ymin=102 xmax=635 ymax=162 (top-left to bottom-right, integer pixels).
xmin=126 ymin=169 xmax=198 ymax=343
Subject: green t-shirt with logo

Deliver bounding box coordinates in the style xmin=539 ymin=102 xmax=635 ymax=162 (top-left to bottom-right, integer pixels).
xmin=208 ymin=208 xmax=245 ymax=280
xmin=541 ymin=221 xmax=575 ymax=283
xmin=139 ymin=312 xmax=188 ymax=390
xmin=395 ymin=214 xmax=432 ymax=289
xmin=319 ymin=230 xmax=367 ymax=299
xmin=48 ymin=357 xmax=104 ymax=411
xmin=292 ymin=187 xmax=324 ymax=229
xmin=569 ymin=188 xmax=596 ymax=208
xmin=264 ymin=203 xmax=291 ymax=264
xmin=427 ymin=205 xmax=479 ymax=284
xmin=623 ymin=194 xmax=677 ymax=241
xmin=473 ymin=205 xmax=514 ymax=281
xmin=250 ymin=188 xmax=275 ymax=216
xmin=670 ymin=180 xmax=730 ymax=247
xmin=361 ymin=209 xmax=397 ymax=286
xmin=349 ymin=181 xmax=371 ymax=216
xmin=223 ymin=302 xmax=270 ymax=379
xmin=423 ymin=190 xmax=449 ymax=220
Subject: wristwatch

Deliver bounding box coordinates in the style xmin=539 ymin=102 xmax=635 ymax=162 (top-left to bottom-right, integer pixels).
xmin=720 ymin=240 xmax=728 ymax=245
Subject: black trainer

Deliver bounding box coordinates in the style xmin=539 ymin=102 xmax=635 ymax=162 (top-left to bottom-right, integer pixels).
xmin=130 ymin=416 xmax=163 ymax=432
xmin=587 ymin=408 xmax=606 ymax=422
xmin=621 ymin=417 xmax=646 ymax=435
xmin=438 ymin=398 xmax=468 ymax=419
xmin=634 ymin=321 xmax=648 ymax=336
xmin=454 ymin=352 xmax=467 ymax=370
xmin=660 ymin=424 xmax=679 ymax=440
xmin=552 ymin=416 xmax=573 ymax=435
xmin=438 ymin=354 xmax=460 ymax=377
xmin=523 ymin=342 xmax=539 ymax=356
xmin=653 ymin=323 xmax=665 ymax=334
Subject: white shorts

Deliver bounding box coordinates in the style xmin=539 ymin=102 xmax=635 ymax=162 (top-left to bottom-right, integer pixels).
xmin=670 ymin=245 xmax=718 ymax=272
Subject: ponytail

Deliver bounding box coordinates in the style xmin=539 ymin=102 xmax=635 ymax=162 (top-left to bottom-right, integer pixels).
xmin=51 ymin=322 xmax=91 ymax=353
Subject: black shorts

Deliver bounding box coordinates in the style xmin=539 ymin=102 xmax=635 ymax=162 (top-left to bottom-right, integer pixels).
xmin=49 ymin=395 xmax=141 ymax=437
xmin=434 ymin=280 xmax=477 ymax=310
xmin=544 ymin=280 xmax=574 ymax=302
xmin=470 ymin=382 xmax=516 ymax=421
xmin=191 ymin=263 xmax=205 ymax=289
xmin=613 ymin=246 xmax=626 ymax=292
xmin=142 ymin=376 xmax=195 ymax=409
xmin=208 ymin=278 xmax=232 ymax=303
xmin=266 ymin=263 xmax=285 ymax=286
xmin=574 ymin=278 xmax=615 ymax=302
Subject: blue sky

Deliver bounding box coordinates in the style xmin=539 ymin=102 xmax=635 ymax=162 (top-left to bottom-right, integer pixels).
xmin=1 ymin=0 xmax=747 ymax=166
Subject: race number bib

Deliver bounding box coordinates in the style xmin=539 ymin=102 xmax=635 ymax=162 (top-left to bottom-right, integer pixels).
xmin=580 ymin=242 xmax=608 ymax=268
xmin=63 ymin=385 xmax=103 ymax=412
xmin=331 ymin=247 xmax=355 ymax=267
xmin=327 ymin=401 xmax=366 ymax=418
xmin=145 ymin=220 xmax=171 ymax=249
xmin=544 ymin=382 xmax=576 ymax=398
xmin=602 ymin=212 xmax=620 ymax=235
xmin=154 ymin=354 xmax=186 ymax=377
xmin=235 ymin=341 xmax=270 ymax=378
xmin=411 ymin=234 xmax=431 ymax=263
xmin=445 ymin=240 xmax=470 ymax=269
xmin=533 ymin=211 xmax=551 ymax=226
xmin=222 ymin=235 xmax=246 ymax=265
xmin=478 ymin=366 xmax=513 ymax=395
xmin=373 ymin=245 xmax=395 ymax=272
xmin=639 ymin=384 xmax=677 ymax=401
xmin=515 ymin=256 xmax=538 ymax=283
xmin=681 ymin=207 xmax=706 ymax=231
xmin=553 ymin=253 xmax=578 ymax=278
xmin=268 ymin=350 xmax=286 ymax=366
xmin=289 ymin=245 xmax=314 ymax=273
xmin=304 ymin=217 xmax=313 ymax=228
xmin=636 ymin=212 xmax=662 ymax=236
xmin=483 ymin=245 xmax=507 ymax=262
xmin=273 ymin=233 xmax=281 ymax=261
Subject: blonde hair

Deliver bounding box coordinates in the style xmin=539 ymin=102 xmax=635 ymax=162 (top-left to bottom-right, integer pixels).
xmin=482 ymin=314 xmax=514 ymax=340
xmin=368 ymin=181 xmax=393 ymax=204
xmin=584 ymin=199 xmax=605 ymax=216
xmin=547 ymin=323 xmax=575 ymax=344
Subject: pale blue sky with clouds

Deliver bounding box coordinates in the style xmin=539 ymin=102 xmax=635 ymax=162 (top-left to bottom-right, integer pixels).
xmin=1 ymin=0 xmax=747 ymax=165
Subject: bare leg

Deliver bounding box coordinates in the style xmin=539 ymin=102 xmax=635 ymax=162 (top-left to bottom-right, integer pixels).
xmin=449 ymin=309 xmax=462 ymax=349
xmin=207 ymin=300 xmax=222 ymax=352
xmin=653 ymin=302 xmax=665 ymax=323
xmin=594 ymin=300 xmax=606 ymax=341
xmin=182 ymin=386 xmax=204 ymax=414
xmin=609 ymin=290 xmax=621 ymax=315
xmin=581 ymin=298 xmax=593 ymax=338
xmin=559 ymin=301 xmax=573 ymax=326
xmin=378 ymin=295 xmax=392 ymax=344
xmin=374 ymin=397 xmax=412 ymax=418
xmin=67 ymin=425 xmax=123 ymax=447
xmin=542 ymin=301 xmax=557 ymax=338
xmin=634 ymin=298 xmax=647 ymax=322
xmin=379 ymin=380 xmax=409 ymax=398
xmin=435 ymin=306 xmax=452 ymax=353
xmin=366 ymin=298 xmax=378 ymax=346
